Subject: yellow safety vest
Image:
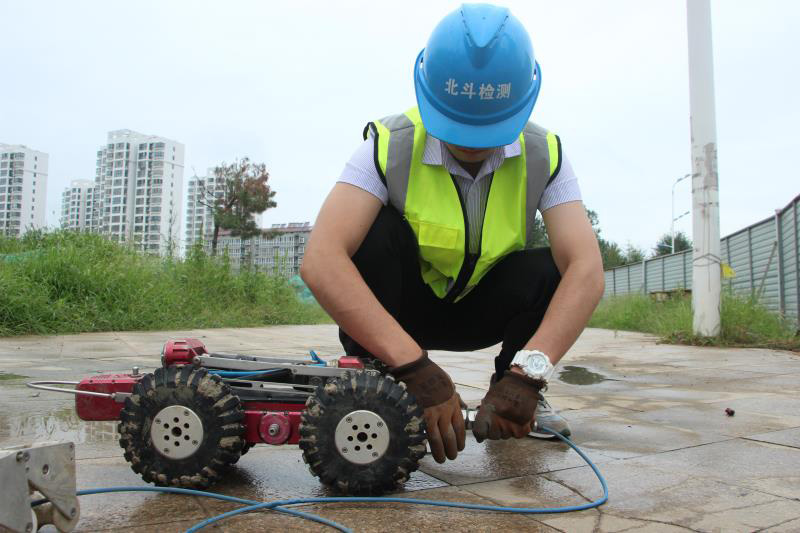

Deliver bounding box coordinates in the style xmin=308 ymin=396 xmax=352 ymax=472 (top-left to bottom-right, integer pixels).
xmin=365 ymin=107 xmax=561 ymax=302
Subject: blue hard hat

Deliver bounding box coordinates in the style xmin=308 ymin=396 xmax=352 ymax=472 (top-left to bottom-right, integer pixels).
xmin=414 ymin=3 xmax=541 ymax=148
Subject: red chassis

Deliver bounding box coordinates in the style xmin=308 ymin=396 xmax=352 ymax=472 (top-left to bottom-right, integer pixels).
xmin=30 ymin=339 xmax=429 ymax=494
xmin=73 ymin=339 xmax=367 ymax=446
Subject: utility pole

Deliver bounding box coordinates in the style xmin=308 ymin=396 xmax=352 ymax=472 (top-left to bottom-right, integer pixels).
xmin=672 ymin=173 xmax=690 ymax=253
xmin=687 ymin=0 xmax=721 ymax=336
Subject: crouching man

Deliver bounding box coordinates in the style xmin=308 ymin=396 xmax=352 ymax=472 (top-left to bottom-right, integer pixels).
xmin=301 ymin=3 xmax=604 ymax=463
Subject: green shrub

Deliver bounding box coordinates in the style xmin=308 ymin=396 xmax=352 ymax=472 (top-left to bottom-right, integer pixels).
xmin=0 ymin=231 xmax=330 ymax=336
xmin=589 ymin=291 xmax=799 ymax=350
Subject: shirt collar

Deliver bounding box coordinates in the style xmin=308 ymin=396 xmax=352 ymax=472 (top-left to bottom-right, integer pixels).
xmin=422 ymin=134 xmax=521 ymax=166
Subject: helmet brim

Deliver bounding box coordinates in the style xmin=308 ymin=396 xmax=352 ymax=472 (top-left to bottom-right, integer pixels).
xmin=413 ymin=51 xmax=538 ymax=149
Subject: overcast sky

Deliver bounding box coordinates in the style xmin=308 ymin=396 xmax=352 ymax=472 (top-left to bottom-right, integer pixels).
xmin=2 ymin=0 xmax=798 ymax=253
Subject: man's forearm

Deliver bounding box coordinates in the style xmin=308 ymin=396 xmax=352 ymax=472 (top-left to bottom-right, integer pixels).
xmin=300 ymin=250 xmax=421 ymax=366
xmin=521 ymin=260 xmax=604 ymax=365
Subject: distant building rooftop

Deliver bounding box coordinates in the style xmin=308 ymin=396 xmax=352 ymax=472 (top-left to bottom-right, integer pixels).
xmin=217 ymin=222 xmax=312 ymax=237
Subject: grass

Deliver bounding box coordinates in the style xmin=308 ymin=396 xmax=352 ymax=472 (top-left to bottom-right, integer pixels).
xmin=0 ymin=230 xmax=331 ymax=337
xmin=0 ymin=372 xmax=28 ymax=380
xmin=589 ymin=291 xmax=800 ymax=351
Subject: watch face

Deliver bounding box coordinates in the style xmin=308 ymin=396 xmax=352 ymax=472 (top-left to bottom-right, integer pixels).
xmin=529 ymin=354 xmax=549 ymax=375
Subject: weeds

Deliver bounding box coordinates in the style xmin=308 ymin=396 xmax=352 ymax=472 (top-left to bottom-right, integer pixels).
xmin=589 ymin=291 xmax=799 ymax=351
xmin=0 ymin=231 xmax=330 ymax=337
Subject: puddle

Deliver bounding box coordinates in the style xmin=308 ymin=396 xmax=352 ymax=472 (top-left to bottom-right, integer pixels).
xmin=0 ymin=407 xmax=119 ymax=445
xmin=558 ymin=365 xmax=608 ymax=385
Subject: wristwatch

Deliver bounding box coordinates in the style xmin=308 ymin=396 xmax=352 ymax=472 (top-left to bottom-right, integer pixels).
xmin=510 ymin=350 xmax=555 ymax=383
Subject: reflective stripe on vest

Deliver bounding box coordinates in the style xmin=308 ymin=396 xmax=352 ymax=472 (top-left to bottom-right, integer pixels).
xmin=365 ymin=107 xmax=560 ymax=301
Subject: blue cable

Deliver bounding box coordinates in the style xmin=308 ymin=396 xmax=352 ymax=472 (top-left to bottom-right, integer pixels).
xmin=33 ymin=428 xmax=607 ymax=532
xmin=309 ymin=349 xmax=325 ymax=365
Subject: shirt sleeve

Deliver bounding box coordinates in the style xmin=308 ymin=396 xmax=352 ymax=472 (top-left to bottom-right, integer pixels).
xmin=538 ymin=151 xmax=582 ymax=212
xmin=336 ymin=135 xmax=389 ymax=205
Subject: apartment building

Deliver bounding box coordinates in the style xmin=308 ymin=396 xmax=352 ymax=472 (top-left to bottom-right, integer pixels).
xmin=94 ymin=130 xmax=185 ymax=254
xmin=185 ymin=169 xmax=221 ymax=250
xmin=185 ymin=169 xmax=265 ymax=253
xmin=60 ymin=179 xmax=97 ymax=230
xmin=214 ymin=222 xmax=311 ymax=276
xmin=0 ymin=144 xmax=48 ymax=237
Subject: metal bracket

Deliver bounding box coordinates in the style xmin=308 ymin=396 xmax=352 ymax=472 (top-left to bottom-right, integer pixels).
xmin=25 ymin=381 xmax=131 ymax=403
xmin=195 ymin=354 xmax=354 ymax=378
xmin=0 ymin=442 xmax=80 ymax=533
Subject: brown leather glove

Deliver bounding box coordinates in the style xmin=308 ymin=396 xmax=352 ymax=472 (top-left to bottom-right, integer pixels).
xmin=390 ymin=351 xmax=465 ymax=463
xmin=389 ymin=351 xmax=454 ymax=408
xmin=473 ymin=371 xmax=544 ymax=443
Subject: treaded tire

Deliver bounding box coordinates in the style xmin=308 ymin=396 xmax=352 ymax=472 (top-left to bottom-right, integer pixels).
xmin=117 ymin=366 xmax=245 ymax=488
xmin=299 ymin=371 xmax=426 ymax=495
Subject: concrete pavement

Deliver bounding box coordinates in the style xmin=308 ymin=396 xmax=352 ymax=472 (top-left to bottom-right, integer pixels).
xmin=1 ymin=326 xmax=799 ymax=532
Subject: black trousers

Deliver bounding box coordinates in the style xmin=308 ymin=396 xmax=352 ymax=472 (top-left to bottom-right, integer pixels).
xmin=339 ymin=207 xmax=561 ymax=377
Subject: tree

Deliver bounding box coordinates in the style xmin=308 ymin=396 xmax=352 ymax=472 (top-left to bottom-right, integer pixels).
xmin=586 ymin=208 xmax=624 ymax=269
xmin=198 ymin=158 xmax=277 ymax=257
xmin=528 ymin=213 xmax=549 ymax=247
xmin=653 ymin=231 xmax=692 ymax=257
xmin=599 ymin=239 xmax=626 ymax=269
xmin=530 ymin=207 xmax=641 ymax=270
xmin=623 ymin=243 xmax=645 ymax=264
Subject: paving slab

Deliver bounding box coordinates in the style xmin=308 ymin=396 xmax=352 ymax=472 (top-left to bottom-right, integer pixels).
xmin=745 ymin=427 xmax=800 ymax=449
xmin=73 ymin=459 xmax=211 ymax=531
xmin=765 ymin=517 xmax=800 ymax=532
xmin=561 ymin=414 xmax=730 ymax=459
xmin=417 ymin=434 xmax=615 ymax=486
xmin=200 ymin=486 xmax=559 ymax=532
xmin=733 ymin=372 xmax=800 ymax=393
xmin=630 ymin=402 xmax=800 ymax=438
xmin=543 ymin=458 xmax=799 ymax=532
xmin=628 ymin=438 xmax=800 ymax=501
xmin=453 ymin=384 xmax=488 ymax=403
xmin=446 ymin=367 xmax=493 ymax=389
xmin=1 ymin=326 xmax=799 ymax=532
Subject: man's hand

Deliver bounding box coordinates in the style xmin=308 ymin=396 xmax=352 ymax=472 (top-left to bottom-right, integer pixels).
xmin=422 ymin=392 xmax=466 ymax=463
xmin=389 ymin=352 xmax=466 ymax=463
xmin=473 ymin=371 xmax=543 ymax=442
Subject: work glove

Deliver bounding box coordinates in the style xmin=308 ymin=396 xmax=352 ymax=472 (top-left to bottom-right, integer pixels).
xmin=390 ymin=351 xmax=466 ymax=463
xmin=473 ymin=371 xmax=543 ymax=442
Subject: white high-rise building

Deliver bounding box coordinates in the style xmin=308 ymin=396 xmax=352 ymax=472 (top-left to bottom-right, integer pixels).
xmin=185 ymin=169 xmax=222 ymax=250
xmin=60 ymin=179 xmax=97 ymax=230
xmin=0 ymin=144 xmax=48 ymax=237
xmin=94 ymin=130 xmax=185 ymax=254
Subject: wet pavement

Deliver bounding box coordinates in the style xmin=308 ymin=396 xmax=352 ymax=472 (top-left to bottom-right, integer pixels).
xmin=1 ymin=326 xmax=799 ymax=532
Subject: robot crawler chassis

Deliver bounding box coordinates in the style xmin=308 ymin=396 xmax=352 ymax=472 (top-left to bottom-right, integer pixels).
xmin=29 ymin=340 xmax=427 ymax=496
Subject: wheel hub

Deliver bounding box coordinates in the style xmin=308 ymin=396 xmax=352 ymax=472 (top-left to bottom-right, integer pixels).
xmin=150 ymin=405 xmax=204 ymax=460
xmin=334 ymin=410 xmax=390 ymax=465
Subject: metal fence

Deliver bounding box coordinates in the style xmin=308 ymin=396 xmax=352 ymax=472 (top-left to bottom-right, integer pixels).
xmin=603 ymin=193 xmax=800 ymax=328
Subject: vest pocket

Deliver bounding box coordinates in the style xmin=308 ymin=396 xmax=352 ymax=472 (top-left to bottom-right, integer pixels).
xmin=414 ymin=220 xmax=460 ymax=250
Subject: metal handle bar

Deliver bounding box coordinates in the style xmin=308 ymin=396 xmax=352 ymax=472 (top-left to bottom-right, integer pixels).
xmin=462 ymin=408 xmax=478 ymax=429
xmin=26 ymin=381 xmax=129 ymax=402
xmin=460 ymin=407 xmax=544 ymax=432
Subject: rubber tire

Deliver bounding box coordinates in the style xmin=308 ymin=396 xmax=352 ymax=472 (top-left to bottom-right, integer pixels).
xmin=238 ymin=442 xmax=254 ymax=459
xmin=299 ymin=371 xmax=426 ymax=495
xmin=118 ymin=366 xmax=245 ymax=488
